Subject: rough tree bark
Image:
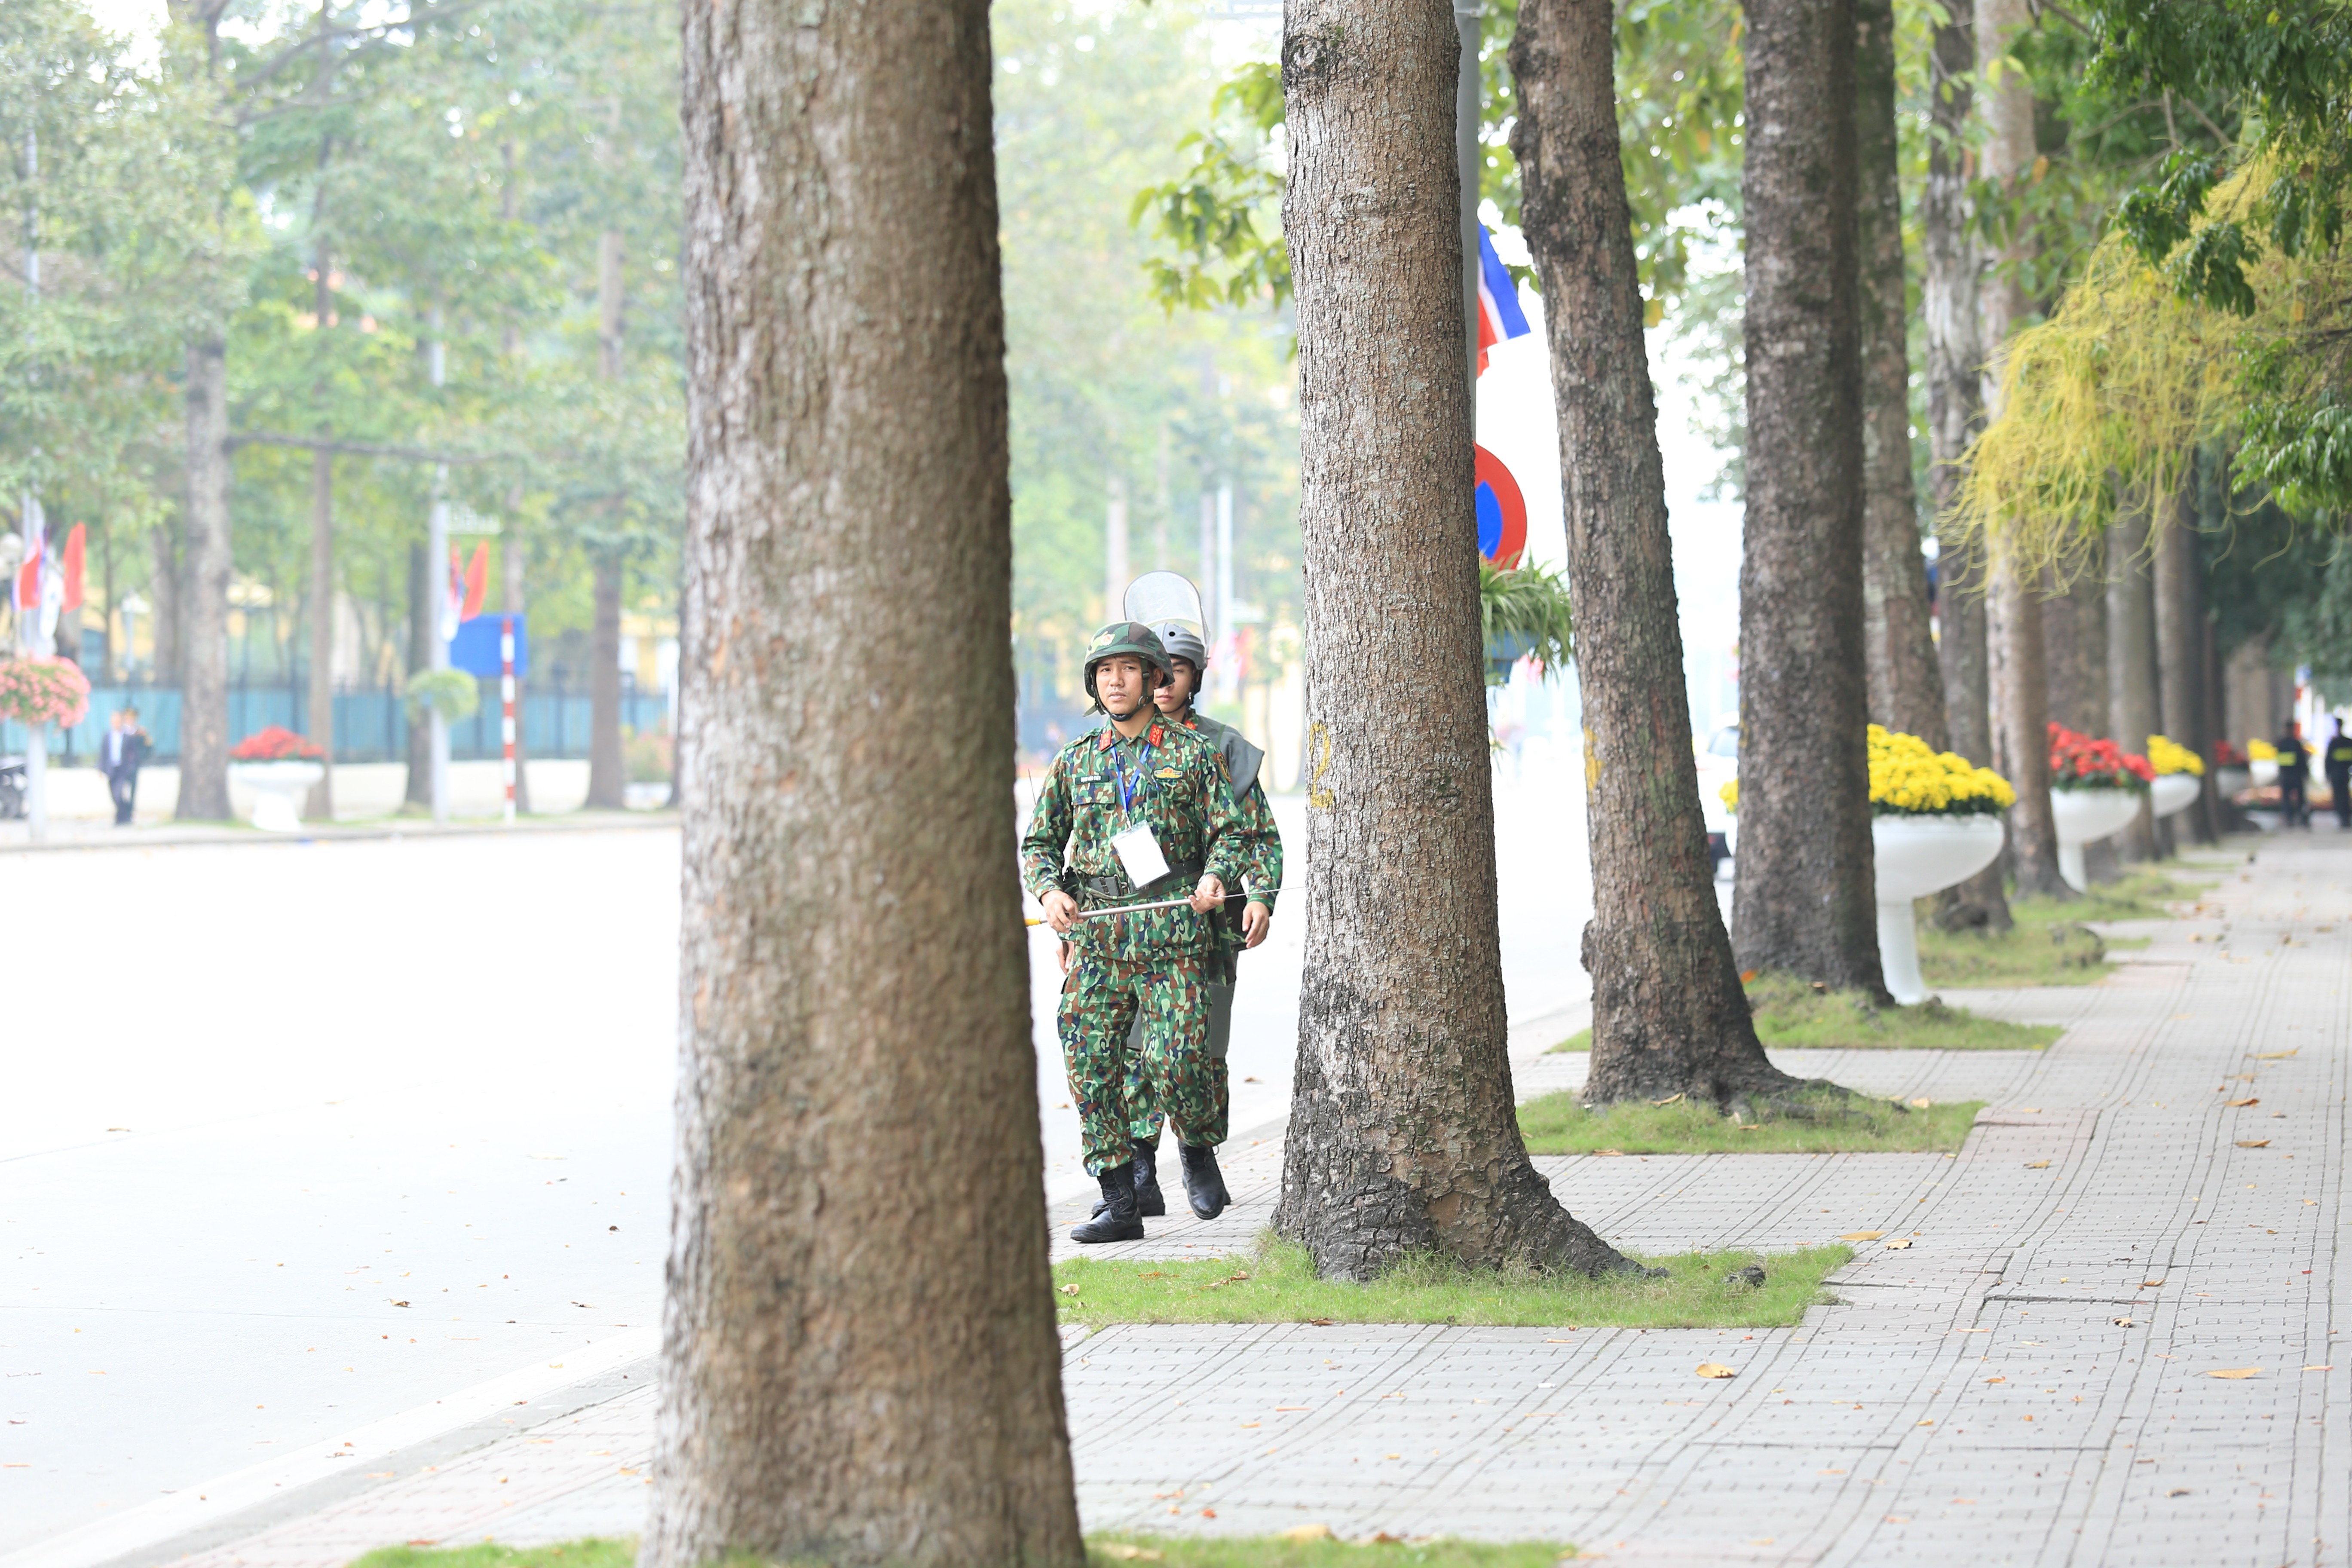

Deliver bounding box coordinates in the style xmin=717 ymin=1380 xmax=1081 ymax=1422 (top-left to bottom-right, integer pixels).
xmin=1731 ymin=0 xmax=1883 ymax=991
xmin=2106 ymin=496 xmax=2160 ymax=861
xmin=175 ymin=335 xmax=232 ymax=821
xmin=643 ymin=3 xmax=1083 ymax=1564
xmin=2155 ymin=471 xmax=2214 ymax=844
xmin=306 ymin=445 xmax=335 ymax=820
xmin=1856 ymin=0 xmax=1946 ymax=749
xmin=1976 ymin=0 xmax=2069 ymax=898
xmin=1512 ymin=0 xmax=1809 ymax=1111
xmin=150 ymin=526 xmax=181 ymax=684
xmin=1272 ymin=0 xmax=1632 ymax=1282
xmin=1923 ymin=0 xmax=2011 ymax=930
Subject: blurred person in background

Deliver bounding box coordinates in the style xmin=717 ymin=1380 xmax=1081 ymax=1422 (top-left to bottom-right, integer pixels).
xmin=2326 ymin=718 xmax=2352 ymax=828
xmin=2277 ymin=720 xmax=2311 ymax=829
xmin=102 ymin=707 xmax=150 ymax=827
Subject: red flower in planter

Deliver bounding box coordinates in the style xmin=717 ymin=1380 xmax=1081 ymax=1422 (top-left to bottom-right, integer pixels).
xmin=230 ymin=726 xmax=326 ymax=763
xmin=2047 ymin=722 xmax=2152 ymax=788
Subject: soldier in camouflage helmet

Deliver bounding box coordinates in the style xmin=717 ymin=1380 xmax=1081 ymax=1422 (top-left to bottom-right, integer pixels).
xmin=1090 ymin=619 xmax=1284 ymax=1224
xmin=1022 ymin=622 xmax=1252 ymax=1242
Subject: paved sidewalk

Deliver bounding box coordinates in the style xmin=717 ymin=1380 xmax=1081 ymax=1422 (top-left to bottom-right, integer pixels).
xmin=117 ymin=841 xmax=2352 ymax=1567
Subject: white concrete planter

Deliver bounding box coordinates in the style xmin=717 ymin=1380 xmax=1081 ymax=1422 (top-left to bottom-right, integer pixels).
xmin=2252 ymin=758 xmax=2280 ymax=787
xmin=2216 ymin=764 xmax=2251 ymax=800
xmin=2051 ymin=786 xmax=2144 ymax=892
xmin=1873 ymin=814 xmax=2007 ymax=1004
xmin=230 ymin=760 xmax=324 ymax=833
xmin=2150 ymin=772 xmax=2201 ymax=820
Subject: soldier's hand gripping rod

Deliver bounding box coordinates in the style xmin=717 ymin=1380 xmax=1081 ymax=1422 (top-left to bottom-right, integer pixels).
xmin=1024 ymin=891 xmax=1247 ymax=927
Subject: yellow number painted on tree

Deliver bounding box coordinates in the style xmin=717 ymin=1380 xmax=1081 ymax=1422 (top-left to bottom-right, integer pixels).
xmin=1307 ymin=721 xmax=1336 ymax=808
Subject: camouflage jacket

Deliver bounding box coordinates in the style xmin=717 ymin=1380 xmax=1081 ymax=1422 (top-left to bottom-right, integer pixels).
xmin=1021 ymin=716 xmax=1251 ymax=964
xmin=1176 ymin=709 xmax=1283 ymax=922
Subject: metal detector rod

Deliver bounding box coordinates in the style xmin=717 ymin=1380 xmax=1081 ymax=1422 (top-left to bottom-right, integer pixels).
xmin=1024 ymin=891 xmax=1246 ymax=928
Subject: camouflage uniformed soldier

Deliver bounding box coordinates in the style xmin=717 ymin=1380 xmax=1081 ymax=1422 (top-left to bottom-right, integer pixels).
xmin=1021 ymin=622 xmax=1253 ymax=1243
xmin=1092 ymin=620 xmax=1285 ymax=1221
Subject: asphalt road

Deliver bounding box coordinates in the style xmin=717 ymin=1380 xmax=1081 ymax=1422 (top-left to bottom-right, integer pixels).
xmin=5 ymin=757 xmax=1592 ymax=1555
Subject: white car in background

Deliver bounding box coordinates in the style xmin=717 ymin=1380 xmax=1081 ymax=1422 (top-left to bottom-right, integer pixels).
xmin=1694 ymin=719 xmax=1739 ymax=879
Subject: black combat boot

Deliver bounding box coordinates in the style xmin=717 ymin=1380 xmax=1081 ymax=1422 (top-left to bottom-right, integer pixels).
xmin=1092 ymin=1136 xmax=1169 ymax=1220
xmin=1072 ymin=1160 xmax=1144 ymax=1244
xmin=1130 ymin=1136 xmax=1167 ymax=1217
xmin=1178 ymin=1143 xmax=1229 ymax=1220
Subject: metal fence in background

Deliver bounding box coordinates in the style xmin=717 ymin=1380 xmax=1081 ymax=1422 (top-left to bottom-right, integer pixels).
xmin=1 ymin=676 xmax=670 ymax=764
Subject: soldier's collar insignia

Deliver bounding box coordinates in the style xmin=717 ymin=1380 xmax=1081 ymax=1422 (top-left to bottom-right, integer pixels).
xmin=1095 ymin=728 xmax=1118 ymax=752
xmin=1146 ymin=724 xmax=1164 ymax=747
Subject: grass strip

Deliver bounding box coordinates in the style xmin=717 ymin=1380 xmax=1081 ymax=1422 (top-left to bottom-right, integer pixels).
xmin=1052 ymin=1234 xmax=1848 ymax=1331
xmin=350 ymin=1538 xmax=1575 ymax=1568
xmin=1517 ymin=1090 xmax=1982 ymax=1155
xmin=1550 ymin=974 xmax=2056 ymax=1052
xmin=1917 ymin=869 xmax=2209 ymax=988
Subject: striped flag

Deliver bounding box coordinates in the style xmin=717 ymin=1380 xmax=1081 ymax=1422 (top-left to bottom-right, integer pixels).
xmin=1475 ymin=225 xmax=1532 ymax=375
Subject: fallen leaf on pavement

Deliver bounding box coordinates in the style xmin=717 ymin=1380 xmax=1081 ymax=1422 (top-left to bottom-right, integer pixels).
xmin=2113 ymin=1317 xmax=2136 ymax=1327
xmin=2166 ymin=1488 xmax=2190 ymax=1497
xmin=2305 ymin=1365 xmax=2334 ymax=1371
xmin=2226 ymin=1098 xmax=2259 ymax=1107
xmin=1840 ymin=1231 xmax=1884 ymax=1242
xmin=2236 ymin=1139 xmax=2271 ymax=1148
xmin=1695 ymin=1363 xmax=1738 ymax=1379
xmin=2205 ymin=1368 xmax=2261 ymax=1379
xmin=1883 ymin=1238 xmax=1914 ymax=1250
xmin=2011 ymin=1107 xmax=2042 ymax=1114
xmin=2025 ymin=1161 xmax=2051 ymax=1169
xmin=1307 ymin=1318 xmax=1334 ymax=1326
xmin=2254 ymin=1050 xmax=2296 ymax=1059
xmin=1280 ymin=1525 xmax=1335 ymax=1543
xmin=389 ymin=1300 xmax=410 ymax=1308
xmin=1984 ymin=1377 xmax=2005 ymax=1384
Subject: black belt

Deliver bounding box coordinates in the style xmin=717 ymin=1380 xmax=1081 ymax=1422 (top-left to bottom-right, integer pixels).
xmin=1081 ymin=858 xmax=1203 ymax=900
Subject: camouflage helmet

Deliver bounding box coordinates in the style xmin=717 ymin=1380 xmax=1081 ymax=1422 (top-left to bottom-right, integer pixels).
xmin=1150 ymin=620 xmax=1208 ymax=673
xmin=1082 ymin=621 xmax=1173 ymax=710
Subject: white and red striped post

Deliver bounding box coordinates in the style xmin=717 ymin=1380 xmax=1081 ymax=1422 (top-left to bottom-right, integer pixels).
xmin=499 ymin=614 xmax=517 ymax=824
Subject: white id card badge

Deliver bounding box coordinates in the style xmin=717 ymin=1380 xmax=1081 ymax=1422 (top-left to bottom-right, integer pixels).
xmin=1109 ymin=821 xmax=1171 ymax=889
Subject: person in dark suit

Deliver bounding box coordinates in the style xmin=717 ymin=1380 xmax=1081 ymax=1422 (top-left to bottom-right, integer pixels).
xmin=102 ymin=707 xmax=150 ymax=827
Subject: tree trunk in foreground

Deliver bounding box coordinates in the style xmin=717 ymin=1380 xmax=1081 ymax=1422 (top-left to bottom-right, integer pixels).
xmin=2155 ymin=472 xmax=2214 ymax=843
xmin=2107 ymin=496 xmax=2159 ymax=861
xmin=1732 ymin=0 xmax=1884 ymax=992
xmin=306 ymin=445 xmax=335 ymax=821
xmin=585 ymin=554 xmax=625 ymax=808
xmin=1856 ymin=0 xmax=1946 ymax=750
xmin=1512 ymin=0 xmax=1803 ymax=1111
xmin=1976 ymin=0 xmax=2069 ymax=900
xmin=1922 ymin=0 xmax=2011 ymax=930
xmin=645 ymin=3 xmax=1082 ymax=1564
xmin=175 ymin=335 xmax=231 ymax=821
xmin=1273 ymin=0 xmax=1629 ymax=1282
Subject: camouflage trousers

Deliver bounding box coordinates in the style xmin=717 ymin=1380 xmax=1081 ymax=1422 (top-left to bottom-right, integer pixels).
xmin=1058 ymin=953 xmax=1225 ymax=1175
xmin=1123 ymin=977 xmax=1234 ymax=1144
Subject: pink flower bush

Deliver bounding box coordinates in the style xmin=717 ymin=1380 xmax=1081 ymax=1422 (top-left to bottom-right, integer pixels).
xmin=0 ymin=656 xmax=91 ymax=729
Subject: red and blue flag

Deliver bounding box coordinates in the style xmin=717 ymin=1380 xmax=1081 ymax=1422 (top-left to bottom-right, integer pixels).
xmin=1475 ymin=225 xmax=1532 ymax=375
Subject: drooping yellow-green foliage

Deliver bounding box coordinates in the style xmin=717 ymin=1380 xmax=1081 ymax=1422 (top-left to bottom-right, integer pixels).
xmin=1947 ymin=158 xmax=2352 ymax=572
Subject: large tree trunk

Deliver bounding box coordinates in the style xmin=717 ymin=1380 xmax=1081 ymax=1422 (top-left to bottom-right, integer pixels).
xmin=1975 ymin=0 xmax=2069 ymax=898
xmin=2155 ymin=471 xmax=2214 ymax=843
xmin=1855 ymin=0 xmax=1945 ymax=749
xmin=1731 ymin=0 xmax=1883 ymax=991
xmin=404 ymin=541 xmax=431 ymax=807
xmin=2107 ymin=495 xmax=2160 ymax=861
xmin=1512 ymin=0 xmax=1804 ymax=1112
xmin=306 ymin=447 xmax=335 ymax=820
xmin=1273 ymin=0 xmax=1630 ymax=1283
xmin=2043 ymin=557 xmax=2107 ymax=735
xmin=645 ymin=3 xmax=1082 ymax=1563
xmin=1922 ymin=0 xmax=2009 ymax=930
xmin=585 ymin=555 xmax=626 ymax=808
xmin=150 ymin=525 xmax=182 ymax=684
xmin=175 ymin=335 xmax=232 ymax=821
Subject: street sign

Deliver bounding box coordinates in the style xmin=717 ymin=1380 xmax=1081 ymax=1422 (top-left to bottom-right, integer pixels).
xmin=451 ymin=612 xmax=527 ymax=679
xmin=1474 ymin=444 xmax=1527 ymax=569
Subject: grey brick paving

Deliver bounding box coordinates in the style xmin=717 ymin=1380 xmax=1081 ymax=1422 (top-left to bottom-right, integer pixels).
xmin=159 ymin=842 xmax=2352 ymax=1568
